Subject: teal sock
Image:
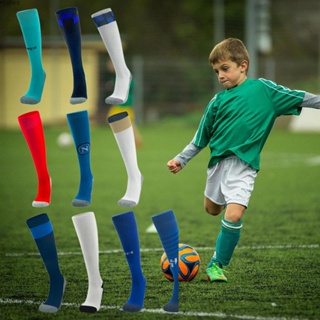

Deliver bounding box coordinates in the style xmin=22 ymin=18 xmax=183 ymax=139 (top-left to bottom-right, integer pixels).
xmin=112 ymin=211 xmax=146 ymax=312
xmin=16 ymin=9 xmax=46 ymax=104
xmin=26 ymin=213 xmax=66 ymax=313
xmin=67 ymin=110 xmax=93 ymax=207
xmin=214 ymin=217 xmax=242 ymax=267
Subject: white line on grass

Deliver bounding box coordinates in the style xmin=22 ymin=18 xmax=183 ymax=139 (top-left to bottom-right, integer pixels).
xmin=0 ymin=298 xmax=309 ymax=320
xmin=4 ymin=244 xmax=319 ymax=257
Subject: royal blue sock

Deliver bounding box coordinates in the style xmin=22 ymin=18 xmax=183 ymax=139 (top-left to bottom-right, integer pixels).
xmin=67 ymin=110 xmax=93 ymax=207
xmin=26 ymin=213 xmax=66 ymax=313
xmin=16 ymin=9 xmax=46 ymax=104
xmin=214 ymin=217 xmax=242 ymax=266
xmin=152 ymin=210 xmax=179 ymax=312
xmin=56 ymin=7 xmax=87 ymax=104
xmin=112 ymin=211 xmax=146 ymax=312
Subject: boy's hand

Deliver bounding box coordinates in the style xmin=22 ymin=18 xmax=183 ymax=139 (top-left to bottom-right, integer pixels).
xmin=167 ymin=159 xmax=182 ymax=174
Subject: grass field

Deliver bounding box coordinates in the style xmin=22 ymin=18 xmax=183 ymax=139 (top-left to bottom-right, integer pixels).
xmin=0 ymin=115 xmax=320 ymax=319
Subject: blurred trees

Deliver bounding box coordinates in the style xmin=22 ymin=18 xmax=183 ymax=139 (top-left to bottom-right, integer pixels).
xmin=0 ymin=0 xmax=245 ymax=58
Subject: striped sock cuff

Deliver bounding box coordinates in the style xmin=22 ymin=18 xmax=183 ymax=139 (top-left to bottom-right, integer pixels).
xmin=221 ymin=217 xmax=243 ymax=231
xmin=92 ymin=10 xmax=116 ymax=28
xmin=26 ymin=213 xmax=53 ymax=239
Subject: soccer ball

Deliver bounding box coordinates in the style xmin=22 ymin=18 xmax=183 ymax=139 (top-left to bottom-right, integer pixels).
xmin=57 ymin=132 xmax=73 ymax=148
xmin=160 ymin=243 xmax=200 ymax=282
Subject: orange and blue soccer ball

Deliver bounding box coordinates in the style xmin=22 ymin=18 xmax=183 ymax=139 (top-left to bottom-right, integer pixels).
xmin=160 ymin=243 xmax=200 ymax=282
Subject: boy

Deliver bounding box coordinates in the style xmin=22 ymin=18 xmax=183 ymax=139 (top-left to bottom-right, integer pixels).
xmin=167 ymin=38 xmax=320 ymax=282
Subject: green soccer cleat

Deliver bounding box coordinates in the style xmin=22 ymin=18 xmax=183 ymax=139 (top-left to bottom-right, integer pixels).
xmin=206 ymin=262 xmax=228 ymax=282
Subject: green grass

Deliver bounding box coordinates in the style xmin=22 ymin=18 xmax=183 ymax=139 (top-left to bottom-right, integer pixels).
xmin=0 ymin=116 xmax=320 ymax=319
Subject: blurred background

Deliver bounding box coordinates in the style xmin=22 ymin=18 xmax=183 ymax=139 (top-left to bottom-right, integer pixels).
xmin=1 ymin=0 xmax=320 ymax=128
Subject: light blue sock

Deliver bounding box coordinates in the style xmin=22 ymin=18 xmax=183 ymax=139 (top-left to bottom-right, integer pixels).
xmin=152 ymin=210 xmax=179 ymax=312
xmin=16 ymin=9 xmax=46 ymax=104
xmin=214 ymin=217 xmax=242 ymax=267
xmin=26 ymin=213 xmax=66 ymax=313
xmin=56 ymin=7 xmax=87 ymax=104
xmin=67 ymin=110 xmax=93 ymax=207
xmin=112 ymin=211 xmax=146 ymax=312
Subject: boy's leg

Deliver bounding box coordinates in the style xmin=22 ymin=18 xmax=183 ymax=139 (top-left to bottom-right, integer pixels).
xmin=204 ymin=157 xmax=255 ymax=282
xmin=92 ymin=8 xmax=131 ymax=105
xmin=18 ymin=111 xmax=51 ymax=207
xmin=206 ymin=204 xmax=245 ymax=282
xmin=72 ymin=212 xmax=103 ymax=313
xmin=56 ymin=7 xmax=87 ymax=104
xmin=16 ymin=9 xmax=46 ymax=104
xmin=26 ymin=213 xmax=66 ymax=313
xmin=67 ymin=110 xmax=93 ymax=207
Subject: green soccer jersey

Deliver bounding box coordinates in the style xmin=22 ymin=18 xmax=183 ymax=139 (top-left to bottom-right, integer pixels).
xmin=192 ymin=78 xmax=305 ymax=170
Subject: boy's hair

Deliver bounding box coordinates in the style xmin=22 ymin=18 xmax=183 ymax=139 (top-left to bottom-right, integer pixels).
xmin=209 ymin=38 xmax=250 ymax=72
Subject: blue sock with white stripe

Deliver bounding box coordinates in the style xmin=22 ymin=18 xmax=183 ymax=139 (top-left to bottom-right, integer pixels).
xmin=67 ymin=110 xmax=93 ymax=207
xmin=152 ymin=210 xmax=179 ymax=312
xmin=56 ymin=7 xmax=87 ymax=104
xmin=112 ymin=211 xmax=146 ymax=312
xmin=26 ymin=213 xmax=66 ymax=313
xmin=16 ymin=9 xmax=46 ymax=104
xmin=214 ymin=217 xmax=242 ymax=266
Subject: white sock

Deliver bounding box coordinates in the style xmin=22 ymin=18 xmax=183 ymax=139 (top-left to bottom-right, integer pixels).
xmin=72 ymin=212 xmax=103 ymax=313
xmin=108 ymin=112 xmax=143 ymax=207
xmin=91 ymin=8 xmax=131 ymax=105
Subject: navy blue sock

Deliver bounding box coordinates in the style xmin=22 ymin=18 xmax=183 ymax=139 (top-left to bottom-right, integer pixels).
xmin=56 ymin=7 xmax=87 ymax=104
xmin=112 ymin=211 xmax=146 ymax=312
xmin=152 ymin=210 xmax=179 ymax=312
xmin=67 ymin=110 xmax=93 ymax=207
xmin=26 ymin=213 xmax=66 ymax=313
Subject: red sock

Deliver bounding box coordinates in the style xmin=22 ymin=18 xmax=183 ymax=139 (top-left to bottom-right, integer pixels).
xmin=18 ymin=111 xmax=51 ymax=207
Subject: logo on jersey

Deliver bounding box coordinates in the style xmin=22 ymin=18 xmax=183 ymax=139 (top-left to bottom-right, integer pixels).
xmin=77 ymin=143 xmax=90 ymax=155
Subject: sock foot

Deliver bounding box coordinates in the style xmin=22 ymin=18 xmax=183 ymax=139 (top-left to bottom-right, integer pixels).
xmin=70 ymin=97 xmax=87 ymax=105
xmin=163 ymin=303 xmax=179 ymax=313
xmin=122 ymin=276 xmax=146 ymax=312
xmin=105 ymin=73 xmax=132 ymax=105
xmin=20 ymin=69 xmax=46 ymax=105
xmin=118 ymin=174 xmax=143 ymax=207
xmin=79 ymin=281 xmax=103 ymax=313
xmin=32 ymin=177 xmax=52 ymax=207
xmin=72 ymin=177 xmax=93 ymax=207
xmin=79 ymin=305 xmax=98 ymax=313
xmin=39 ymin=276 xmax=66 ymax=313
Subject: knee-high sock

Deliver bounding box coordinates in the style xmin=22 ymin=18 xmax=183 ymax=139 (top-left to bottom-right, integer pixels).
xmin=56 ymin=7 xmax=87 ymax=104
xmin=18 ymin=111 xmax=51 ymax=207
xmin=16 ymin=9 xmax=46 ymax=104
xmin=72 ymin=212 xmax=103 ymax=313
xmin=213 ymin=217 xmax=242 ymax=267
xmin=92 ymin=8 xmax=131 ymax=105
xmin=26 ymin=213 xmax=66 ymax=313
xmin=112 ymin=211 xmax=146 ymax=312
xmin=108 ymin=112 xmax=142 ymax=207
xmin=152 ymin=210 xmax=179 ymax=313
xmin=67 ymin=110 xmax=93 ymax=207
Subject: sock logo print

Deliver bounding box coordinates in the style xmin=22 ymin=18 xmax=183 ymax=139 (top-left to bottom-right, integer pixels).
xmin=77 ymin=143 xmax=90 ymax=155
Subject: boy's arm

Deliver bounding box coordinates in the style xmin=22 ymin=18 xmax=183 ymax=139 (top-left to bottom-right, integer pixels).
xmin=168 ymin=142 xmax=203 ymax=172
xmin=301 ymin=92 xmax=320 ymax=109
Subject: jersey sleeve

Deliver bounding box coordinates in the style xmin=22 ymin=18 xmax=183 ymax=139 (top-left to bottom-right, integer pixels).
xmin=174 ymin=142 xmax=203 ymax=168
xmin=192 ymin=96 xmax=217 ymax=148
xmin=259 ymin=78 xmax=305 ymax=116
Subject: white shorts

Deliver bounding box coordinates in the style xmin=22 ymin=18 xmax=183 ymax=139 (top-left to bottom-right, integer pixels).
xmin=204 ymin=156 xmax=257 ymax=208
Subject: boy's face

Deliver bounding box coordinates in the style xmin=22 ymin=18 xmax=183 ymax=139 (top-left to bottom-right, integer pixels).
xmin=212 ymin=59 xmax=248 ymax=89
